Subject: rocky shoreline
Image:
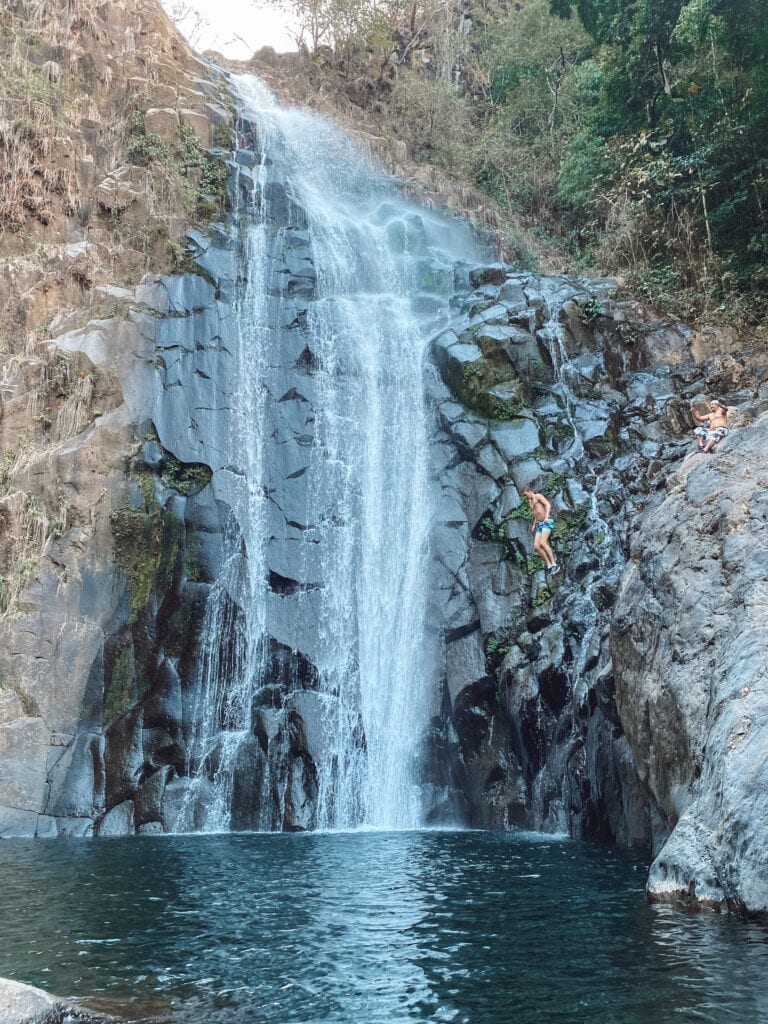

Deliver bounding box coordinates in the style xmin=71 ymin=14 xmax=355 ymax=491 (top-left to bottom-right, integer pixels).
xmin=0 ymin=978 xmax=118 ymax=1024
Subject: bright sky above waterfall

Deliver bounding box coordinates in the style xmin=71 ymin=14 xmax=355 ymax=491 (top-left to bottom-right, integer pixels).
xmin=163 ymin=0 xmax=298 ymax=58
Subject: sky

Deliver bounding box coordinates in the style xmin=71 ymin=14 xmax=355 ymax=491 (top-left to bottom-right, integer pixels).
xmin=162 ymin=0 xmax=299 ymax=59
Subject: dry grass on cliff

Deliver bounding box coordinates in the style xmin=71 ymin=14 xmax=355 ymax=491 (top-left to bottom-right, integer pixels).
xmin=0 ymin=0 xmax=225 ymax=619
xmin=0 ymin=346 xmax=97 ymax=618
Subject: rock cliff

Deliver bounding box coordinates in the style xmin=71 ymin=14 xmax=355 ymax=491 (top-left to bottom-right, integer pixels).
xmin=612 ymin=414 xmax=768 ymax=917
xmin=0 ymin=0 xmax=765 ymax=923
xmin=0 ymin=0 xmax=234 ymax=836
xmin=424 ymin=265 xmax=768 ymax=917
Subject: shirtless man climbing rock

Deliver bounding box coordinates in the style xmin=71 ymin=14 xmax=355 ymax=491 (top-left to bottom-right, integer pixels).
xmin=690 ymin=398 xmax=729 ymax=453
xmin=522 ymin=488 xmax=560 ymax=577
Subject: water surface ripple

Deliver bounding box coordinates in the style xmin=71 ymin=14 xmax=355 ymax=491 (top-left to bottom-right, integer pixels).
xmin=1 ymin=831 xmax=767 ymax=1023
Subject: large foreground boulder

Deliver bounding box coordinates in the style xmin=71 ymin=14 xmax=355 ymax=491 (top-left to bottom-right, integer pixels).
xmin=0 ymin=977 xmax=116 ymax=1024
xmin=0 ymin=979 xmax=59 ymax=1024
xmin=612 ymin=410 xmax=768 ymax=917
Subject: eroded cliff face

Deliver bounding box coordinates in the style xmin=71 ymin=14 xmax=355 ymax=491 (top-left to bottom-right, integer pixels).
xmin=425 ymin=264 xmax=768 ymax=916
xmin=0 ymin=0 xmax=233 ymax=835
xmin=611 ymin=416 xmax=768 ymax=917
xmin=428 ymin=268 xmax=768 ymax=916
xmin=1 ymin=0 xmax=766 ymax=921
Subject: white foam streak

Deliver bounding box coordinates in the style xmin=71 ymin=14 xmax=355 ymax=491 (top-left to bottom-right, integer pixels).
xmin=180 ymin=73 xmax=479 ymax=831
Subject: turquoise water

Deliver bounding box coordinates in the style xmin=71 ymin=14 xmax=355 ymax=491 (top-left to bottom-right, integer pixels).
xmin=1 ymin=831 xmax=767 ymax=1023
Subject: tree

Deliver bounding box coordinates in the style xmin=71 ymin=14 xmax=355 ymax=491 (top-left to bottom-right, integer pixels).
xmin=547 ymin=0 xmax=768 ymax=314
xmin=253 ymin=0 xmax=436 ymax=53
xmin=471 ymin=0 xmax=595 ymax=216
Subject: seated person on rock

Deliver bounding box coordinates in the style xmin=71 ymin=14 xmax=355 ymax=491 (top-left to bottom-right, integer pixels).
xmin=522 ymin=488 xmax=560 ymax=577
xmin=690 ymin=398 xmax=728 ymax=452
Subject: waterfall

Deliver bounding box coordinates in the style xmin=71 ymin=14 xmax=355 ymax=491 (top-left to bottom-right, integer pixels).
xmin=532 ymin=308 xmax=626 ymax=833
xmin=176 ymin=75 xmax=481 ymax=832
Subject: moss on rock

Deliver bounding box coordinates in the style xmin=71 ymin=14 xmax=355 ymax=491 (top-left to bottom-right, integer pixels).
xmin=455 ymin=355 xmax=523 ymax=420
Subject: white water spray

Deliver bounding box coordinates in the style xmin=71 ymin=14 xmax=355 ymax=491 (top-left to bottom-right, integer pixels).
xmin=177 ymin=76 xmax=481 ymax=832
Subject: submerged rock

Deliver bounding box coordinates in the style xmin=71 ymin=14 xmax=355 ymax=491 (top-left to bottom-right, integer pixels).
xmin=0 ymin=977 xmax=117 ymax=1024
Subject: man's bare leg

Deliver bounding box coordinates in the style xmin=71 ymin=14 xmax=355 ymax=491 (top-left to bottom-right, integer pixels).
xmin=535 ymin=532 xmax=556 ymax=569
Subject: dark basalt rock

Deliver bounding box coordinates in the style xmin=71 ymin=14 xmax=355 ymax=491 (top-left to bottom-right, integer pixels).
xmin=8 ymin=81 xmax=764 ymax=925
xmin=427 ymin=266 xmax=768 ymax=884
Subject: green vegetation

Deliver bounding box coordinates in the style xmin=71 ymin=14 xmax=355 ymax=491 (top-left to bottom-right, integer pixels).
xmin=103 ymin=644 xmax=152 ymax=724
xmin=124 ymin=111 xmax=231 ymax=225
xmin=552 ymin=505 xmax=588 ymax=543
xmin=196 ymin=155 xmax=230 ymax=219
xmin=126 ymin=111 xmax=169 ymax=166
xmin=478 ymin=515 xmax=506 ymax=543
xmin=282 ymin=0 xmax=768 ymax=330
xmin=582 ymin=297 xmax=603 ymax=323
xmin=485 ymin=633 xmax=512 ymax=658
xmin=110 ymin=444 xmax=211 ymax=621
xmin=161 ymin=457 xmax=213 ymax=497
xmin=213 ymin=120 xmax=235 ymax=149
xmin=508 ymin=500 xmax=535 ymax=523
xmin=465 ymin=0 xmax=768 ymax=323
xmin=456 ymin=348 xmax=524 ymax=420
xmin=532 ymin=581 xmax=554 ymax=606
xmin=104 ymin=647 xmax=137 ymax=723
xmin=514 ymin=551 xmax=548 ymax=576
xmin=110 ymin=503 xmax=161 ymax=621
xmin=548 ymin=0 xmax=768 ymax=323
xmin=474 ymin=0 xmax=768 ymax=324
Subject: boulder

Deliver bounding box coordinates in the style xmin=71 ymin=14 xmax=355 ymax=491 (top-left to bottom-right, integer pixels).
xmin=95 ymin=165 xmax=145 ymax=212
xmin=0 ymin=979 xmax=61 ymax=1024
xmin=612 ymin=413 xmax=768 ymax=916
xmin=178 ymin=108 xmax=210 ymax=147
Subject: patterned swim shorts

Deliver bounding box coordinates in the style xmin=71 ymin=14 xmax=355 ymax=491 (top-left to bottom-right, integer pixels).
xmin=535 ymin=517 xmax=555 ymax=534
xmin=694 ymin=426 xmax=728 ymax=445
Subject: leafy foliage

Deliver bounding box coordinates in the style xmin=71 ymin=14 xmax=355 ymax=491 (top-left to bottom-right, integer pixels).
xmin=257 ymin=0 xmax=768 ymax=326
xmin=546 ymin=0 xmax=768 ymax=321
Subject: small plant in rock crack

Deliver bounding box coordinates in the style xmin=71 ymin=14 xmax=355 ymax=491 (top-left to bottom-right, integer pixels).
xmin=582 ymin=297 xmax=603 ymax=323
xmin=485 ymin=634 xmax=511 ymax=657
xmin=478 ymin=515 xmax=506 ymax=542
xmin=616 ymin=321 xmax=640 ymax=343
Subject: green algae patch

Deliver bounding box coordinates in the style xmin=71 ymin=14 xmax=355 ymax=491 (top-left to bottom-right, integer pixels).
xmin=110 ymin=503 xmax=163 ymax=623
xmin=104 ymin=647 xmax=137 ymax=723
xmin=161 ymin=457 xmax=212 ymax=497
xmin=111 ymin=504 xmax=185 ymax=624
xmin=456 ymin=356 xmax=523 ymax=420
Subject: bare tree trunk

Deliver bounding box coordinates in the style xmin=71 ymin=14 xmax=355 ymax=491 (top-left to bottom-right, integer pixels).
xmin=700 ymin=184 xmax=713 ymax=253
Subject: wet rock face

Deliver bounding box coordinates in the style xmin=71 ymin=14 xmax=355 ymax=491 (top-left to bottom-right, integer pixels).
xmin=0 ymin=101 xmax=375 ymax=835
xmin=425 ymin=269 xmax=766 ymax=864
xmin=2 ymin=71 xmax=765 ymax=916
xmin=71 ymin=127 xmax=326 ymax=835
xmin=611 ymin=414 xmax=768 ymax=917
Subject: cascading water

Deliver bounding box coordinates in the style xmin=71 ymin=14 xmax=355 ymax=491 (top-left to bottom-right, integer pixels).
xmin=175 ymin=140 xmax=275 ymax=832
xmin=541 ymin=314 xmax=619 ymax=598
xmin=176 ymin=75 xmax=482 ymax=832
xmin=530 ymin=309 xmax=627 ymax=833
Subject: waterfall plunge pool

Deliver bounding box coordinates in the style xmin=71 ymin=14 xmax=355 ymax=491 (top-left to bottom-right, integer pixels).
xmin=2 ymin=831 xmax=767 ymax=1023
